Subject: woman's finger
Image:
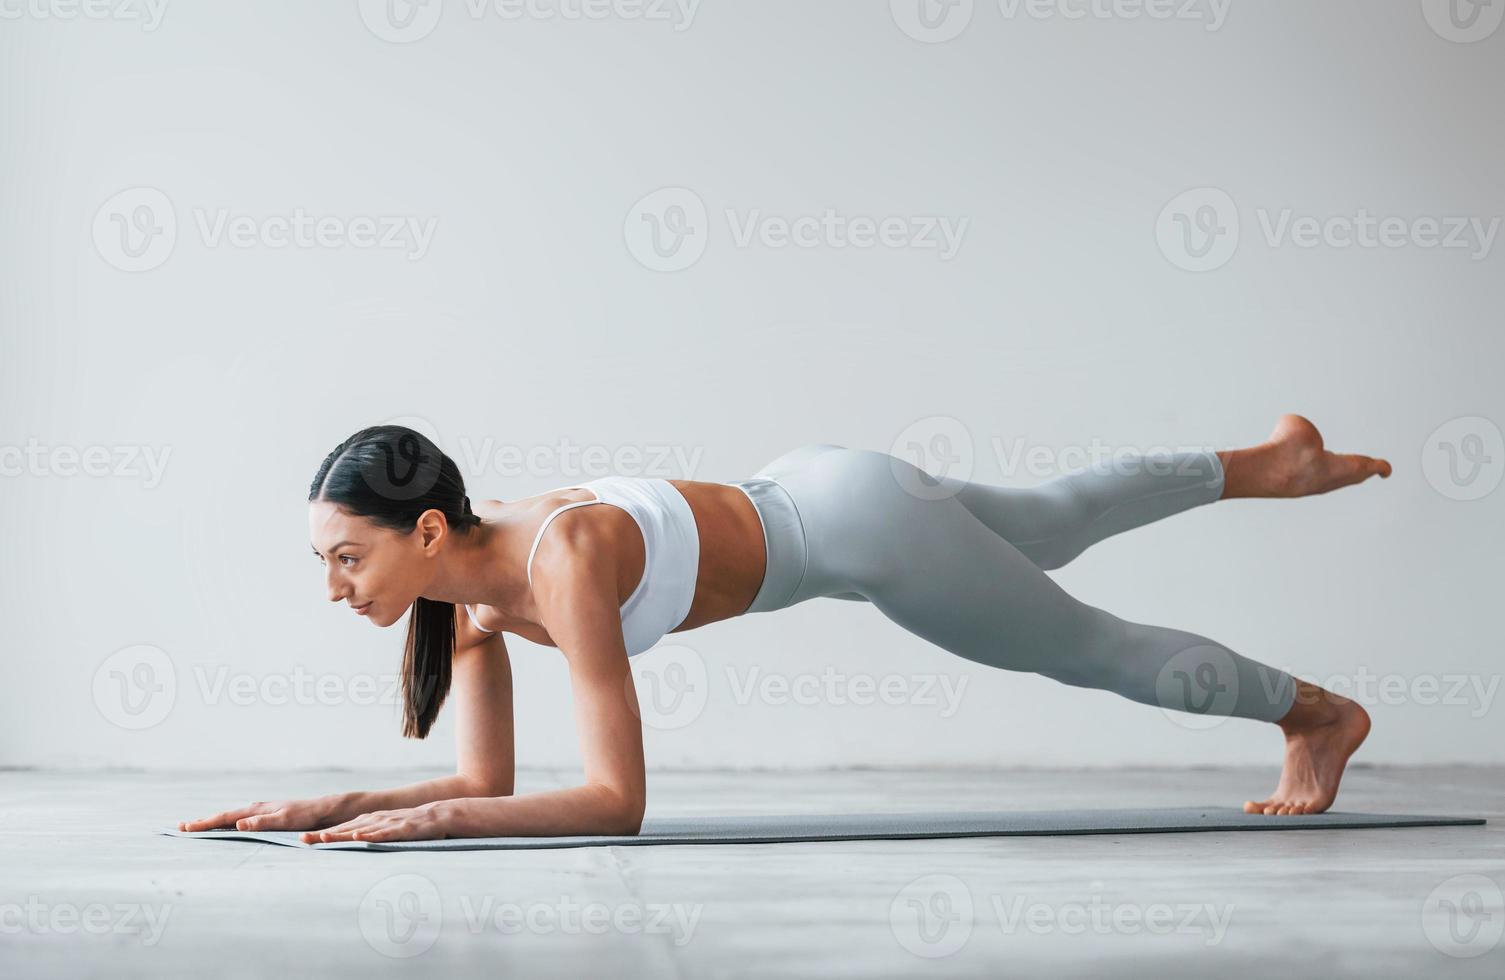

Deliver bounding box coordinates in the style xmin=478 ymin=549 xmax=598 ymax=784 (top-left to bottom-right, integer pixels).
xmin=178 ymin=802 xmax=270 ymax=832
xmin=309 ymin=813 xmax=385 ymax=840
xmin=179 ymin=809 xmax=242 ymax=831
xmin=318 ymin=816 xmax=401 ymax=843
xmin=306 ymin=815 xmax=426 ymax=844
xmin=234 ymin=808 xmax=290 ymax=831
xmin=312 ymin=813 xmax=375 ymax=836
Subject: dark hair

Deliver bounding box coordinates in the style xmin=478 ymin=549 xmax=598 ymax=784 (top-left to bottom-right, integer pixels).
xmin=307 ymin=424 xmax=482 ymax=739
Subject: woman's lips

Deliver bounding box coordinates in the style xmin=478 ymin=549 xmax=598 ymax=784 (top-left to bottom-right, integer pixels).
xmin=353 ymin=601 xmax=373 ymax=615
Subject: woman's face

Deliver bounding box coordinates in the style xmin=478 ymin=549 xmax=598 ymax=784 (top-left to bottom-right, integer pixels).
xmin=308 ymin=501 xmax=429 ymax=628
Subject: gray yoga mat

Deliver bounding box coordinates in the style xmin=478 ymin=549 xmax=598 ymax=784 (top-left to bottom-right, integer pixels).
xmin=159 ymin=806 xmax=1485 ymax=852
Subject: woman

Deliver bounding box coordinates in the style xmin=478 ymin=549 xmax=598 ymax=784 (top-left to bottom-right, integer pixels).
xmin=179 ymin=415 xmax=1388 ymax=844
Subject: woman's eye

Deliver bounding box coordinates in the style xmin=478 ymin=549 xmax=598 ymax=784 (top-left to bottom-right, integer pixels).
xmin=340 ymin=556 xmax=356 ymax=566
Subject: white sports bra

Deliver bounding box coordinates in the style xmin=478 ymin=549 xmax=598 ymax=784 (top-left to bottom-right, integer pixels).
xmin=465 ymin=476 xmax=700 ymax=657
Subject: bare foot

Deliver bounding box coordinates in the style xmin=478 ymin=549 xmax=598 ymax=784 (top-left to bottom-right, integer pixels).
xmin=1244 ymin=679 xmax=1371 ymax=815
xmin=1218 ymin=414 xmax=1392 ymax=499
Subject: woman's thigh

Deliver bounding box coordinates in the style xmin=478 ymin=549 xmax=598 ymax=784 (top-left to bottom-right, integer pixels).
xmin=828 ymin=449 xmax=1121 ymax=674
xmin=764 ymin=448 xmax=1114 ymax=670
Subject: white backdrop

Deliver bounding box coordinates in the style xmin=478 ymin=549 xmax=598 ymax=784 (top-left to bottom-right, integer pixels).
xmin=2 ymin=0 xmax=1501 ymax=771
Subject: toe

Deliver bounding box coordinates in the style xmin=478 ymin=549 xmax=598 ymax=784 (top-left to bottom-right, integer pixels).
xmin=1362 ymin=456 xmax=1391 ymax=481
xmin=1338 ymin=454 xmax=1376 ymax=484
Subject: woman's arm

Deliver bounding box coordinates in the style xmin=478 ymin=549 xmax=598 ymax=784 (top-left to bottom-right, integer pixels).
xmin=438 ymin=604 xmax=645 ymax=836
xmin=341 ymin=623 xmax=516 ymax=809
xmin=307 ymin=516 xmax=646 ymax=842
xmin=182 ymin=615 xmax=516 ymax=834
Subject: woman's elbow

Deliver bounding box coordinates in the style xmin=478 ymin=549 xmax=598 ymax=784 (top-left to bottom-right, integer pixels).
xmin=603 ymin=787 xmax=645 ymax=836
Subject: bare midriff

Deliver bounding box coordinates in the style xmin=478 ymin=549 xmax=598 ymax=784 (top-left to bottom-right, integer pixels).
xmin=464 ymin=480 xmax=768 ymax=648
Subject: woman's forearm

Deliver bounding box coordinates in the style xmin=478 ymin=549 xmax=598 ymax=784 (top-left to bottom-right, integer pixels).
xmin=440 ymin=783 xmax=643 ymax=838
xmin=340 ymin=773 xmax=504 ymax=820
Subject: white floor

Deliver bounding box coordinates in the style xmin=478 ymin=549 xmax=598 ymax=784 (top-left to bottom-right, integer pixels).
xmin=3 ymin=765 xmax=1502 ymax=978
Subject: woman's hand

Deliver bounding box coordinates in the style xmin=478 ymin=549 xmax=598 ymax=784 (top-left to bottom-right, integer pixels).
xmin=178 ymin=794 xmax=353 ymax=833
xmin=300 ymin=801 xmax=452 ymax=845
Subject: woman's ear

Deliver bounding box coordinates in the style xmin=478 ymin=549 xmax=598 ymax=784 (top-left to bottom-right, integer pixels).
xmin=415 ymin=508 xmax=449 ymax=551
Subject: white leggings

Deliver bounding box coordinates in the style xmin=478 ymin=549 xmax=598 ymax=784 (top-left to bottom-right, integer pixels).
xmin=729 ymin=444 xmax=1299 ymax=724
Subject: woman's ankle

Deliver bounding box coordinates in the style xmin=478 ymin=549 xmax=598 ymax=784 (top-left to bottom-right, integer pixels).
xmin=1276 ymin=679 xmax=1345 ymax=732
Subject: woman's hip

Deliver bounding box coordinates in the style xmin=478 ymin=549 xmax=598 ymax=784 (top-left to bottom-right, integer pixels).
xmin=730 ymin=444 xmax=928 ymax=610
